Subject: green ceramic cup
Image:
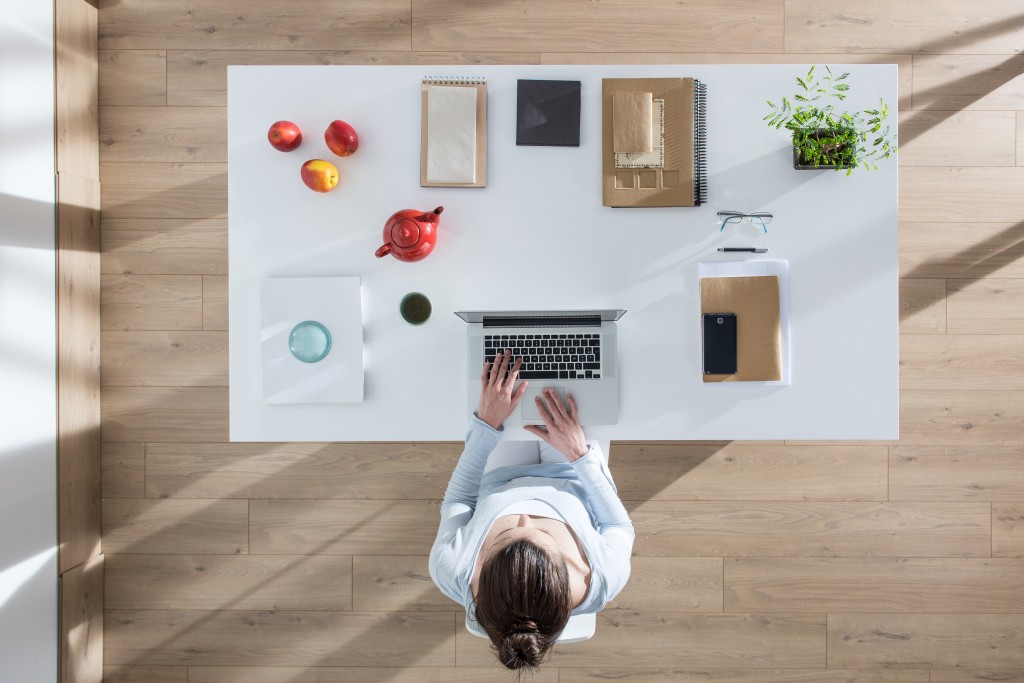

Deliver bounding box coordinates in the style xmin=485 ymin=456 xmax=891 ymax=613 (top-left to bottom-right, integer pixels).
xmin=400 ymin=292 xmax=432 ymax=325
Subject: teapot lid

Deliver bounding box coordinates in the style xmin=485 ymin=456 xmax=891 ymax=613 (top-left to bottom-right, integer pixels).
xmin=390 ymin=219 xmax=420 ymax=248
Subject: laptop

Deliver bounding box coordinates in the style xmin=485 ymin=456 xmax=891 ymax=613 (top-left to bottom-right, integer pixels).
xmin=455 ymin=309 xmax=626 ymax=425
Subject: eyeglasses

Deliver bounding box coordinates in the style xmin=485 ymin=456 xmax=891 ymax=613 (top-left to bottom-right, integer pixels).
xmin=717 ymin=211 xmax=773 ymax=234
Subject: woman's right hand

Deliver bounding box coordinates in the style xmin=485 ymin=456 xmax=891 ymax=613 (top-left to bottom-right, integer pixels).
xmin=523 ymin=388 xmax=589 ymax=462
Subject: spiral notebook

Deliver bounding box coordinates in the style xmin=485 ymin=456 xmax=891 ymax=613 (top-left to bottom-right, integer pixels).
xmin=601 ymin=77 xmax=707 ymax=207
xmin=420 ymin=77 xmax=487 ymax=188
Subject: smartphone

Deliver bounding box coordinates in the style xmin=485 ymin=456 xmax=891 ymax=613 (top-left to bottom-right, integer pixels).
xmin=702 ymin=313 xmax=737 ymax=374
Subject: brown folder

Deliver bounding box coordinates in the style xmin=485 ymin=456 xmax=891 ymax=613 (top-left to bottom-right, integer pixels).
xmin=700 ymin=275 xmax=782 ymax=382
xmin=602 ymin=77 xmax=706 ymax=207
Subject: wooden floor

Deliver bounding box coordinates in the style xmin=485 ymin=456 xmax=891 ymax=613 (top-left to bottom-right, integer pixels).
xmin=98 ymin=2 xmax=1024 ymax=681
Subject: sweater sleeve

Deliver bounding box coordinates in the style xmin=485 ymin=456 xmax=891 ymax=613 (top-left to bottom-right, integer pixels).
xmin=571 ymin=442 xmax=635 ymax=602
xmin=428 ymin=413 xmax=502 ymax=604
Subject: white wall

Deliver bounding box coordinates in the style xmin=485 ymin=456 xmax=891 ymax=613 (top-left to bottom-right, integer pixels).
xmin=0 ymin=2 xmax=59 ymax=681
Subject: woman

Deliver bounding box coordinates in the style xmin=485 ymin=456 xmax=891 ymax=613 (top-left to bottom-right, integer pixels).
xmin=429 ymin=350 xmax=634 ymax=671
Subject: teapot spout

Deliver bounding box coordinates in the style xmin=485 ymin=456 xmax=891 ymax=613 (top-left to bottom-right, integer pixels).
xmin=416 ymin=206 xmax=444 ymax=223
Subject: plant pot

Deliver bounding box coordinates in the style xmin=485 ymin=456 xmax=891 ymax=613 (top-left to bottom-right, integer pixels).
xmin=792 ymin=128 xmax=856 ymax=170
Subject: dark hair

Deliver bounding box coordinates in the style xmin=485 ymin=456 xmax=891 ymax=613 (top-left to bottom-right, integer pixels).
xmin=474 ymin=538 xmax=573 ymax=671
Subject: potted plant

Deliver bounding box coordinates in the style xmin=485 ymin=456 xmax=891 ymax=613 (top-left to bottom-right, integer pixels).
xmin=764 ymin=65 xmax=897 ymax=175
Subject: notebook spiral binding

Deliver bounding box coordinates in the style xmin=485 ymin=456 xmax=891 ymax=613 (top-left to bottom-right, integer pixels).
xmin=423 ymin=76 xmax=486 ymax=85
xmin=693 ymin=80 xmax=708 ymax=206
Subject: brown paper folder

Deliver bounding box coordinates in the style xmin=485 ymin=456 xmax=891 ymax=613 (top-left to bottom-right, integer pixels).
xmin=612 ymin=92 xmax=653 ymax=152
xmin=700 ymin=276 xmax=782 ymax=382
xmin=602 ymin=77 xmax=706 ymax=207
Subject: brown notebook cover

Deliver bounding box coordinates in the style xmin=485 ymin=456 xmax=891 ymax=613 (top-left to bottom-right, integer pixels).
xmin=602 ymin=77 xmax=706 ymax=207
xmin=420 ymin=78 xmax=487 ymax=188
xmin=700 ymin=275 xmax=783 ymax=382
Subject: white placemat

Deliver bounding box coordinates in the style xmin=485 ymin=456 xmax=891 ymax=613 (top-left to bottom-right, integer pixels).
xmin=260 ymin=277 xmax=364 ymax=403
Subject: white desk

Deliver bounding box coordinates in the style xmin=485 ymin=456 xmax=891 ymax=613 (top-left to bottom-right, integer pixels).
xmin=227 ymin=64 xmax=899 ymax=442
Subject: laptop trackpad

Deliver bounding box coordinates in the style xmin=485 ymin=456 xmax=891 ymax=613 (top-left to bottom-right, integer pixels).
xmin=521 ymin=386 xmax=567 ymax=421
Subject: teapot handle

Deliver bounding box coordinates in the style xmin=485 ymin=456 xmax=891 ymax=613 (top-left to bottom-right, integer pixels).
xmin=375 ymin=243 xmax=392 ymax=258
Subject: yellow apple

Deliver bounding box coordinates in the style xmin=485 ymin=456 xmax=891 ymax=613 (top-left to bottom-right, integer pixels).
xmin=300 ymin=159 xmax=340 ymax=193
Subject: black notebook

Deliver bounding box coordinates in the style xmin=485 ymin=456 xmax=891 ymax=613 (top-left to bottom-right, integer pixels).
xmin=516 ymin=79 xmax=582 ymax=147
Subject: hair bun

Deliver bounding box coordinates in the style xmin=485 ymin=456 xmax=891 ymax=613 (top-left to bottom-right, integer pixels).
xmin=501 ymin=628 xmax=543 ymax=669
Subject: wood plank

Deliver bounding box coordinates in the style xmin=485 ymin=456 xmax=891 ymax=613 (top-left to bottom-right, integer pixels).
xmin=898 ymin=279 xmax=945 ymax=334
xmin=98 ymin=0 xmax=411 ymax=50
xmin=726 ymin=558 xmax=1024 ymax=612
xmin=101 ymin=274 xmax=202 ymax=331
xmin=352 ymin=556 xmax=455 ymax=611
xmin=99 ymin=50 xmax=166 ymax=106
xmin=631 ymin=502 xmax=991 ymax=557
xmin=102 ymin=442 xmax=145 ymax=498
xmin=785 ymin=0 xmax=1024 ymax=54
xmin=994 ymin=503 xmax=1024 ymax=557
xmin=913 ymin=54 xmax=1024 ymax=110
xmin=101 ymin=386 xmax=228 ymax=442
xmin=103 ymin=666 xmax=186 ymax=683
xmin=948 ymin=278 xmax=1024 ymax=334
xmin=900 ymin=335 xmax=1024 ymax=390
xmin=828 ymin=614 xmax=1024 ymax=668
xmin=101 ymin=162 xmax=226 ymax=220
xmin=101 ymin=331 xmax=228 ymax=387
xmin=105 ymin=554 xmax=352 ymax=610
xmin=56 ymin=0 xmax=99 ymax=180
xmin=900 ymin=390 xmax=1024 ymax=445
xmin=614 ymin=443 xmax=887 ymax=502
xmin=455 ymin=612 xmax=825 ymax=668
xmin=898 ymin=111 xmax=1015 ymax=166
xmin=145 ymin=441 xmax=459 ymax=499
xmin=891 ymin=446 xmax=1024 ymax=501
xmin=249 ymin=499 xmax=439 ymax=555
xmin=561 ymin=670 xmax=928 ymax=683
xmin=57 ymin=174 xmax=103 ymax=574
xmin=102 ymin=498 xmax=248 ymax=554
xmin=1019 ymin=111 xmax=1023 ymax=166
xmin=932 ymin=672 xmax=1024 ymax=683
xmin=104 ymin=610 xmax=455 ymax=666
xmin=203 ymin=275 xmax=227 ymax=330
xmin=412 ymin=0 xmax=784 ymax=53
xmin=102 ymin=218 xmax=227 ymax=275
xmin=542 ymin=53 xmax=913 ymax=110
xmin=611 ymin=557 xmax=722 ymax=613
xmin=189 ymin=668 xmax=556 ymax=683
xmin=60 ymin=555 xmax=103 ymax=683
xmin=167 ymin=50 xmax=541 ymax=106
xmin=900 ymin=221 xmax=1024 ymax=279
xmin=901 ymin=167 xmax=1024 ymax=223
xmin=100 ymin=106 xmax=226 ymax=163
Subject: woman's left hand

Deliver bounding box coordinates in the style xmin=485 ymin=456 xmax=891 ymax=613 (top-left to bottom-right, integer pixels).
xmin=477 ymin=349 xmax=528 ymax=429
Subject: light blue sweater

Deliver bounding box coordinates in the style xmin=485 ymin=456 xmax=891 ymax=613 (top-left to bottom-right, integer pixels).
xmin=428 ymin=414 xmax=635 ymax=617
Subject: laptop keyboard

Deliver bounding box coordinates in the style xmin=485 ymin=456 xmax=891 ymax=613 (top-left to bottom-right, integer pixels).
xmin=484 ymin=333 xmax=602 ymax=380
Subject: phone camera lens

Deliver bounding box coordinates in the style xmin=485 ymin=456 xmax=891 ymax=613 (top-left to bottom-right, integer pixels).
xmin=717 ymin=317 xmax=724 ymax=324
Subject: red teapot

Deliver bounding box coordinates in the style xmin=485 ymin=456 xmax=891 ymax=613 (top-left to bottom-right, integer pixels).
xmin=375 ymin=206 xmax=443 ymax=263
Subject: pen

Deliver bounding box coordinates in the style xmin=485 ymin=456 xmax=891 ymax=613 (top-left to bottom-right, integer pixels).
xmin=718 ymin=247 xmax=768 ymax=253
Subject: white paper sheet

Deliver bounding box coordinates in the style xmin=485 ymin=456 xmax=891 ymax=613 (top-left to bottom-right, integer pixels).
xmin=426 ymin=85 xmax=477 ymax=183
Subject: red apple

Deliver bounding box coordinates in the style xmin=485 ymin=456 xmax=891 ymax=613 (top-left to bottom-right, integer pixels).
xmin=267 ymin=120 xmax=302 ymax=152
xmin=300 ymin=159 xmax=340 ymax=193
xmin=325 ymin=120 xmax=359 ymax=157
